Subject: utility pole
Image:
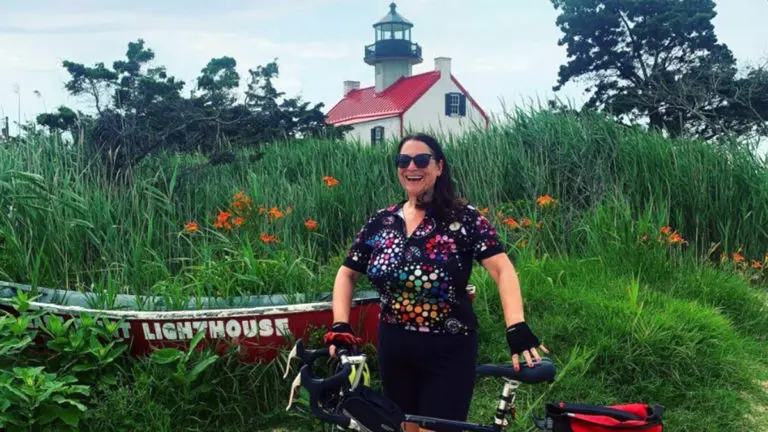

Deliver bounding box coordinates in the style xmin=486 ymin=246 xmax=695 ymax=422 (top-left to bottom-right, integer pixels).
xmin=13 ymin=84 xmax=20 ymax=137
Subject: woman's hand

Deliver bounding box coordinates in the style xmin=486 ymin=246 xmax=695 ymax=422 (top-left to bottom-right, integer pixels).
xmin=325 ymin=322 xmax=362 ymax=358
xmin=506 ymin=321 xmax=549 ymax=371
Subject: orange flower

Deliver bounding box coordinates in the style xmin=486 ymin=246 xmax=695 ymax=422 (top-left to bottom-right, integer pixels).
xmin=304 ymin=219 xmax=319 ymax=231
xmin=184 ymin=221 xmax=199 ymax=233
xmin=233 ymin=217 xmax=245 ymax=227
xmin=519 ymin=240 xmax=528 ymax=247
xmin=503 ymin=217 xmax=520 ymax=229
xmin=232 ymin=191 xmax=252 ymax=212
xmin=667 ymin=232 xmax=687 ymax=245
xmin=213 ymin=210 xmax=232 ymax=230
xmin=258 ymin=205 xmax=266 ymax=215
xmin=521 ymin=218 xmax=532 ymax=228
xmin=323 ymin=175 xmax=340 ymax=187
xmin=260 ymin=233 xmax=278 ymax=243
xmin=733 ymin=252 xmax=745 ymax=263
xmin=268 ymin=207 xmax=285 ymax=220
xmin=536 ymin=194 xmax=557 ymax=208
xmin=479 ymin=207 xmax=489 ymax=217
xmin=751 ymin=260 xmax=762 ymax=270
xmin=660 ymin=226 xmax=672 ymax=235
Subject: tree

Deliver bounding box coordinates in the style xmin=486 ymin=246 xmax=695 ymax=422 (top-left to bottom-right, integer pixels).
xmin=38 ymin=39 xmax=349 ymax=177
xmin=550 ymin=0 xmax=766 ymax=140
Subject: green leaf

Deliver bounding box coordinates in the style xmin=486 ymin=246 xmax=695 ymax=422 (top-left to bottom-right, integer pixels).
xmin=150 ymin=348 xmax=185 ymax=364
xmin=187 ymin=355 xmax=218 ymax=383
xmin=57 ymin=405 xmax=85 ymax=427
xmin=52 ymin=395 xmax=88 ymax=412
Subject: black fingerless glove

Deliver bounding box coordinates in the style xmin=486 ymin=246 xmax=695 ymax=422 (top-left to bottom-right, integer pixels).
xmin=505 ymin=321 xmax=541 ymax=355
xmin=323 ymin=322 xmax=362 ymax=353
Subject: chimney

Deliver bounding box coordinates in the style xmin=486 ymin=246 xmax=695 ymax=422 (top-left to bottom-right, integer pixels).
xmin=435 ymin=57 xmax=451 ymax=77
xmin=343 ymin=80 xmax=360 ymax=96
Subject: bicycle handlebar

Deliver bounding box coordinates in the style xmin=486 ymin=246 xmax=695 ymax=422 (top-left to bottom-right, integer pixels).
xmin=300 ymin=361 xmax=354 ymax=427
xmin=284 ymin=340 xmax=362 ymax=428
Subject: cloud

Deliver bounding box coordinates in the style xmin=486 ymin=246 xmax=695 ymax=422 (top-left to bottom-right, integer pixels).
xmin=0 ymin=0 xmax=345 ymax=35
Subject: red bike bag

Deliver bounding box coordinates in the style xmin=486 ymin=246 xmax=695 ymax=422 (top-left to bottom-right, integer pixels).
xmin=535 ymin=402 xmax=664 ymax=431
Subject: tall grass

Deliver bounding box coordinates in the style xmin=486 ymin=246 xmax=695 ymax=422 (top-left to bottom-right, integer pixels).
xmin=1 ymin=108 xmax=767 ymax=302
xmin=2 ymin=108 xmax=768 ymax=430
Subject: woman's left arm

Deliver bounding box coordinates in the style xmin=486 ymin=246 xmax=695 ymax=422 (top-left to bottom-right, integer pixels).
xmin=481 ymin=253 xmax=525 ymax=326
xmin=481 ymin=253 xmax=549 ymax=370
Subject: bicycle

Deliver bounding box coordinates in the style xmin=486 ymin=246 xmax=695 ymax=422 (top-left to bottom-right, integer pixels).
xmin=282 ymin=339 xmax=557 ymax=432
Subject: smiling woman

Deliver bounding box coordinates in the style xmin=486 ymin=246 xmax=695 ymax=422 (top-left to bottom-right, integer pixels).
xmin=325 ymin=133 xmax=548 ymax=432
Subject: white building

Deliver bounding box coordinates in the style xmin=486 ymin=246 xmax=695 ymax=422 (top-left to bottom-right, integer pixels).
xmin=325 ymin=2 xmax=489 ymax=145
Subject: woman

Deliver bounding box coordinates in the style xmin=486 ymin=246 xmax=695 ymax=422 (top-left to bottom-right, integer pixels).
xmin=326 ymin=133 xmax=548 ymax=432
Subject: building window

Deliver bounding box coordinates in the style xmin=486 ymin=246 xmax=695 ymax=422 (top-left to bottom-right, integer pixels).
xmin=449 ymin=94 xmax=460 ymax=115
xmin=445 ymin=92 xmax=467 ymax=117
xmin=370 ymin=126 xmax=384 ymax=145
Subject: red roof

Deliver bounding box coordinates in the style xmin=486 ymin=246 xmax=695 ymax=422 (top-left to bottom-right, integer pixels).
xmin=326 ymin=71 xmax=441 ymax=125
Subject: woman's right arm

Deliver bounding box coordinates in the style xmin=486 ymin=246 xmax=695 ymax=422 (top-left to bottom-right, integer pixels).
xmin=332 ymin=265 xmax=363 ymax=324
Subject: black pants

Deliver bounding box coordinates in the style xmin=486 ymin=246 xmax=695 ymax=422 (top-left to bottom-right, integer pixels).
xmin=376 ymin=322 xmax=478 ymax=430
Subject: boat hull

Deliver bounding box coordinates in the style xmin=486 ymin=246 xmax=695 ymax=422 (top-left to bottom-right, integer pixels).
xmin=0 ymin=282 xmax=381 ymax=363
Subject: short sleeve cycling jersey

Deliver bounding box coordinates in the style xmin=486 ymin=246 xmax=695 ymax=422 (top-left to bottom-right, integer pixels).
xmin=343 ymin=200 xmax=505 ymax=335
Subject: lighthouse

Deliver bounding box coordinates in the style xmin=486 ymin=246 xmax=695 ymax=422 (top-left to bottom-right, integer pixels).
xmin=364 ymin=2 xmax=423 ymax=93
xmin=326 ymin=2 xmax=490 ymax=145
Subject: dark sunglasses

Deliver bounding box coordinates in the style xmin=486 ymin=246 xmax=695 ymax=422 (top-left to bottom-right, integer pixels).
xmin=396 ymin=153 xmax=435 ymax=169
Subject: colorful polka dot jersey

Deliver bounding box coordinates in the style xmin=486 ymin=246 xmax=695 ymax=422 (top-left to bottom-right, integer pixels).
xmin=343 ymin=200 xmax=505 ymax=335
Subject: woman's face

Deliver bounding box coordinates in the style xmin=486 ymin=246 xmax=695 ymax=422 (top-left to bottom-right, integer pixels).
xmin=396 ymin=139 xmax=443 ymax=200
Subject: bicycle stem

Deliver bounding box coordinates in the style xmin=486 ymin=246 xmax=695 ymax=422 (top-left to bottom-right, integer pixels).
xmin=492 ymin=378 xmax=520 ymax=430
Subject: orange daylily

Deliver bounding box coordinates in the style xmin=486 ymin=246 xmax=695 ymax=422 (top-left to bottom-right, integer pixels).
xmin=751 ymin=260 xmax=762 ymax=270
xmin=213 ymin=210 xmax=232 ymax=230
xmin=521 ymin=218 xmax=532 ymax=228
xmin=503 ymin=217 xmax=520 ymax=229
xmin=667 ymin=232 xmax=688 ymax=246
xmin=268 ymin=207 xmax=285 ymax=220
xmin=536 ymin=194 xmax=557 ymax=208
xmin=184 ymin=221 xmax=199 ymax=233
xmin=732 ymin=252 xmax=745 ymax=263
xmin=232 ymin=191 xmax=253 ymax=212
xmin=304 ymin=219 xmax=319 ymax=231
xmin=323 ymin=175 xmax=340 ymax=187
xmin=233 ymin=217 xmax=245 ymax=227
xmin=260 ymin=233 xmax=278 ymax=243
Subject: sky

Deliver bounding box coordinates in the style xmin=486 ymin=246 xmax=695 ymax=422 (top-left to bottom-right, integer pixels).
xmin=1 ymin=0 xmax=767 ymax=153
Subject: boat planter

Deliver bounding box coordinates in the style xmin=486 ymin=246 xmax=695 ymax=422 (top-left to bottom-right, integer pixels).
xmin=0 ymin=281 xmax=381 ymax=363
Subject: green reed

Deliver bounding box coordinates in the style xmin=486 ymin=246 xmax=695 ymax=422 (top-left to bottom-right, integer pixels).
xmin=1 ymin=108 xmax=766 ymax=302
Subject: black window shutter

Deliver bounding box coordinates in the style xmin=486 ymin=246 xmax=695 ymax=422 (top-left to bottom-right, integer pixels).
xmin=370 ymin=127 xmax=376 ymax=144
xmin=459 ymin=94 xmax=467 ymax=116
xmin=445 ymin=93 xmax=451 ymax=116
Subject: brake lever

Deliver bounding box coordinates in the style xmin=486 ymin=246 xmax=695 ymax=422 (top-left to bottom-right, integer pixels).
xmin=285 ymin=371 xmax=302 ymax=411
xmin=283 ymin=342 xmax=298 ymax=379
